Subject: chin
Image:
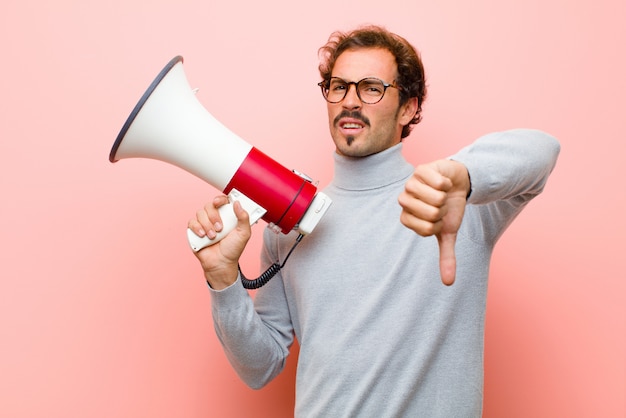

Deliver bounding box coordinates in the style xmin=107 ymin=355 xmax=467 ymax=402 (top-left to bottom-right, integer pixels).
xmin=337 ymin=146 xmax=374 ymax=158
xmin=333 ymin=134 xmax=377 ymax=157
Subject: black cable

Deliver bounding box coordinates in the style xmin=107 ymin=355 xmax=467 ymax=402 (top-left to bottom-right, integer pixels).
xmin=239 ymin=234 xmax=304 ymax=289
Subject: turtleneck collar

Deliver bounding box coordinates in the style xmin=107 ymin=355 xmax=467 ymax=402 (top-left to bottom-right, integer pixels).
xmin=331 ymin=143 xmax=414 ymax=191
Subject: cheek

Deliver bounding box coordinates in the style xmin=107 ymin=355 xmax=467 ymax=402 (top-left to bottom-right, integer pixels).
xmin=373 ymin=107 xmax=401 ymax=129
xmin=326 ymin=105 xmax=339 ymax=127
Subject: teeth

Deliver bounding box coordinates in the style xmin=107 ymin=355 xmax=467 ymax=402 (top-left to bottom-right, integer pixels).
xmin=342 ymin=123 xmax=361 ymax=129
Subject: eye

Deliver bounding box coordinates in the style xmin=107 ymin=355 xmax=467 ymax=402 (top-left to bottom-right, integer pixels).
xmin=330 ymin=82 xmax=347 ymax=92
xmin=360 ymin=80 xmax=384 ymax=94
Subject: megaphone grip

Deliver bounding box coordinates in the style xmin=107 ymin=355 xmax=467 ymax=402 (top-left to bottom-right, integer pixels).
xmin=187 ymin=189 xmax=267 ymax=252
xmin=186 ymin=203 xmax=238 ymax=251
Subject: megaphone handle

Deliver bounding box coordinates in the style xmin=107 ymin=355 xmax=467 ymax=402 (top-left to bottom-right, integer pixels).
xmin=187 ymin=189 xmax=266 ymax=252
xmin=186 ymin=203 xmax=238 ymax=252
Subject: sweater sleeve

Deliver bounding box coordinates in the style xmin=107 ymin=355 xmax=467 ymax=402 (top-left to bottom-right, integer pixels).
xmin=209 ymin=263 xmax=294 ymax=389
xmin=450 ymin=128 xmax=560 ymax=242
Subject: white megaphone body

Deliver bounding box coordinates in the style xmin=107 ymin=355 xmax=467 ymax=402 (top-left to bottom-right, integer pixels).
xmin=110 ymin=56 xmax=331 ymax=254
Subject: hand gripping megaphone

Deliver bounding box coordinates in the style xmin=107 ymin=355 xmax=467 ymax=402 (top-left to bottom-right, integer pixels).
xmin=110 ymin=56 xmax=331 ymax=287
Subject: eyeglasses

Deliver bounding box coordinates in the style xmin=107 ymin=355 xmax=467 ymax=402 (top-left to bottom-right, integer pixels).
xmin=318 ymin=77 xmax=400 ymax=104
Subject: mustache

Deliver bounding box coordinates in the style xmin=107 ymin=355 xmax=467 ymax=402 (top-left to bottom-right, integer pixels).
xmin=334 ymin=110 xmax=370 ymax=127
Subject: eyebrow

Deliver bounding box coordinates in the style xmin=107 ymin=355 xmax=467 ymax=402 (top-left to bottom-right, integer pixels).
xmin=329 ymin=76 xmax=395 ymax=85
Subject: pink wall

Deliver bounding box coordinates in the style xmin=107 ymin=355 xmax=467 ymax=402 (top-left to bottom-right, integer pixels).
xmin=1 ymin=0 xmax=624 ymax=417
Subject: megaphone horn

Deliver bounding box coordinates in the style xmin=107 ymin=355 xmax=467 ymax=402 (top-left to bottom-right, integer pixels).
xmin=110 ymin=56 xmax=331 ymax=257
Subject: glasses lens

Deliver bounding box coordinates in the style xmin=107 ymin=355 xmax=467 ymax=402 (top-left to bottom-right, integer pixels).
xmin=357 ymin=79 xmax=386 ymax=104
xmin=326 ymin=79 xmax=348 ymax=103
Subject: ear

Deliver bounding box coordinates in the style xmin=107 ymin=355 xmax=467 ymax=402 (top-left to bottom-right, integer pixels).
xmin=399 ymin=97 xmax=418 ymax=126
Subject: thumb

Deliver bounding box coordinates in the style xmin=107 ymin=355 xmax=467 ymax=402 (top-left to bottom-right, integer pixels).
xmin=231 ymin=200 xmax=252 ymax=241
xmin=437 ymin=232 xmax=457 ymax=286
xmin=232 ymin=200 xmax=250 ymax=225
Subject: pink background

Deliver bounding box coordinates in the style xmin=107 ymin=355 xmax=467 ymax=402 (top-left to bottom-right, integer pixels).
xmin=1 ymin=0 xmax=624 ymax=417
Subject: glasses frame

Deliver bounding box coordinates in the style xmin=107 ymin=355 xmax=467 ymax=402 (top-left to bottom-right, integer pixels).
xmin=318 ymin=77 xmax=400 ymax=104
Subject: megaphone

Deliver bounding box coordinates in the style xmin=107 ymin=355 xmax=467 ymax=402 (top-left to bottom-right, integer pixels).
xmin=110 ymin=56 xmax=331 ymax=264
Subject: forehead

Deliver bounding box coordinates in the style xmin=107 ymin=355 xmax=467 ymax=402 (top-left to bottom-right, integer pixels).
xmin=332 ymin=48 xmax=397 ymax=82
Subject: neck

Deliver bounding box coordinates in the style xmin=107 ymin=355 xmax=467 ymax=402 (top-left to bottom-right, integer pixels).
xmin=331 ymin=143 xmax=413 ymax=191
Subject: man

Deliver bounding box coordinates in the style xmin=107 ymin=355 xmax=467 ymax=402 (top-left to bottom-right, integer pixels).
xmin=188 ymin=25 xmax=560 ymax=417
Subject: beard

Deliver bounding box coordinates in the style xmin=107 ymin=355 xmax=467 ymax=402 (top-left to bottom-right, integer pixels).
xmin=333 ymin=110 xmax=371 ymax=126
xmin=334 ymin=110 xmax=370 ymax=148
xmin=330 ymin=105 xmax=405 ymax=157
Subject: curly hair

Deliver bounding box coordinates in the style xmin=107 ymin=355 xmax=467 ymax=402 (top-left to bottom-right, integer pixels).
xmin=318 ymin=25 xmax=427 ymax=139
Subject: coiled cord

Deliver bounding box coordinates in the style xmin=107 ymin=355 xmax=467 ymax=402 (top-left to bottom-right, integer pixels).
xmin=239 ymin=234 xmax=304 ymax=289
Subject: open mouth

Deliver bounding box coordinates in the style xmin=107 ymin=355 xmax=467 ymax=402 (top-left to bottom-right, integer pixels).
xmin=334 ymin=112 xmax=370 ymax=143
xmin=334 ymin=111 xmax=370 ymax=130
xmin=340 ymin=121 xmax=365 ymax=130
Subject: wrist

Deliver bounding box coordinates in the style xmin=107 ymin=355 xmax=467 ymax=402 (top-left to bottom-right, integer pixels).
xmin=204 ymin=265 xmax=239 ymax=290
xmin=448 ymin=159 xmax=471 ymax=198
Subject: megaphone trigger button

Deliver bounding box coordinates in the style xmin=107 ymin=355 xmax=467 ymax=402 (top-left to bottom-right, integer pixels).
xmin=314 ymin=197 xmax=327 ymax=213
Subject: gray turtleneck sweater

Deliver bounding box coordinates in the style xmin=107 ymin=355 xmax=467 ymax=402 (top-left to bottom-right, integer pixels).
xmin=209 ymin=129 xmax=560 ymax=417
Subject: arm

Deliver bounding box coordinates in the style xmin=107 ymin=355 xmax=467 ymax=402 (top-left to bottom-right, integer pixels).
xmin=188 ymin=196 xmax=293 ymax=388
xmin=454 ymin=129 xmax=560 ymax=207
xmin=398 ymin=129 xmax=560 ymax=285
xmin=453 ymin=128 xmax=561 ymax=245
xmin=209 ymin=277 xmax=294 ymax=389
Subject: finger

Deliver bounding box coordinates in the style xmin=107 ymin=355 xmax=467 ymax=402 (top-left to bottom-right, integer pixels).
xmin=212 ymin=194 xmax=230 ymax=208
xmin=437 ymin=232 xmax=457 ymax=286
xmin=188 ymin=218 xmax=207 ymax=238
xmin=399 ymin=192 xmax=448 ymax=223
xmin=189 ymin=206 xmax=211 ymax=238
xmin=209 ymin=195 xmax=232 ymax=232
xmin=413 ymin=163 xmax=454 ymax=192
xmin=190 ymin=195 xmax=229 ymax=239
xmin=232 ymin=201 xmax=251 ymax=230
xmin=399 ymin=209 xmax=443 ymax=237
xmin=404 ymin=176 xmax=451 ymax=210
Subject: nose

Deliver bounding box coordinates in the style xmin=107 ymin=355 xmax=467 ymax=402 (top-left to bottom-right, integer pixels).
xmin=342 ymin=83 xmax=361 ymax=109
